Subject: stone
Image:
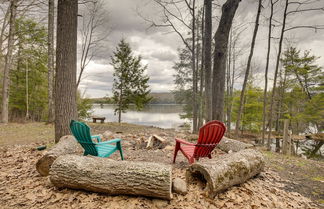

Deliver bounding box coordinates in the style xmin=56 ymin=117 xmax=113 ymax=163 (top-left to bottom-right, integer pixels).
xmin=102 ymin=131 xmax=114 ymax=139
xmin=172 ymin=178 xmax=187 ymax=195
xmin=164 ymin=145 xmax=174 ymax=151
xmin=152 ymin=199 xmax=169 ymax=208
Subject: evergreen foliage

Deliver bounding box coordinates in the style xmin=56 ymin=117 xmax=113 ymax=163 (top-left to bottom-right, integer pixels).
xmin=111 ymin=39 xmax=151 ymax=122
xmin=281 ymin=47 xmax=324 ymax=133
xmin=77 ymin=91 xmax=93 ymax=120
xmin=9 ymin=18 xmax=48 ymax=121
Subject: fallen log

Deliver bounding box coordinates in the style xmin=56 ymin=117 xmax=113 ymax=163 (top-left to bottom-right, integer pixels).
xmin=36 ymin=135 xmax=82 ymax=176
xmin=217 ymin=137 xmax=253 ymax=153
xmin=186 ymin=149 xmax=264 ymax=198
xmin=50 ymin=155 xmax=172 ymax=200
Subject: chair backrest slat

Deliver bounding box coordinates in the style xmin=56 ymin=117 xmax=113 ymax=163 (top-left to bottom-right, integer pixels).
xmin=194 ymin=120 xmax=226 ymax=158
xmin=70 ymin=120 xmax=98 ymax=156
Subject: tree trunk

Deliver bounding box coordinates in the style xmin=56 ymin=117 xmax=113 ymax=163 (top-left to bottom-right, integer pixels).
xmin=212 ymin=0 xmax=240 ymax=121
xmin=267 ymin=0 xmax=289 ymax=149
xmin=48 ymin=0 xmax=55 ymax=123
xmin=235 ymin=0 xmax=262 ymax=137
xmin=263 ymin=0 xmax=275 ymax=145
xmin=282 ymin=119 xmax=291 ymax=155
xmin=54 ymin=0 xmax=78 ymax=142
xmin=309 ymin=141 xmax=324 ymax=158
xmin=226 ymin=29 xmax=232 ymax=133
xmin=50 ymin=155 xmax=172 ymax=200
xmin=192 ymin=0 xmax=198 ymax=133
xmin=198 ymin=6 xmax=204 ymax=129
xmin=186 ymin=149 xmax=264 ymax=198
xmin=1 ymin=0 xmax=18 ymax=123
xmin=228 ymin=36 xmax=236 ymax=135
xmin=118 ymin=87 xmax=122 ymax=123
xmin=36 ymin=135 xmax=83 ymax=176
xmin=204 ymin=0 xmax=212 ymax=122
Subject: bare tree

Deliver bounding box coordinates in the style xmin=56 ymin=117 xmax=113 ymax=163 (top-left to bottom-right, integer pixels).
xmin=1 ymin=0 xmax=18 ymax=123
xmin=225 ymin=22 xmax=248 ymax=133
xmin=0 ymin=4 xmax=10 ymax=59
xmin=262 ymin=0 xmax=278 ymax=145
xmin=47 ymin=0 xmax=55 ymax=123
xmin=54 ymin=0 xmax=78 ymax=142
xmin=77 ymin=0 xmax=108 ymax=88
xmin=143 ymin=0 xmax=200 ymax=132
xmin=234 ymin=0 xmax=262 ymax=137
xmin=212 ymin=0 xmax=241 ymax=121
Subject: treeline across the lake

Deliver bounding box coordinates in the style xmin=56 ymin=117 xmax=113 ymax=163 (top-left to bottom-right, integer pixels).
xmin=90 ymin=92 xmax=177 ymax=105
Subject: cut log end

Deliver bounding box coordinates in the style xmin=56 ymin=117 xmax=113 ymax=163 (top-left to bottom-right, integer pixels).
xmin=36 ymin=135 xmax=83 ymax=176
xmin=186 ymin=149 xmax=265 ymax=198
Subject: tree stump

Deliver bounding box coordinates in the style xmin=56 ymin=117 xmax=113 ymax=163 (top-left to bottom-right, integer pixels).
xmin=36 ymin=135 xmax=82 ymax=176
xmin=50 ymin=155 xmax=172 ymax=200
xmin=186 ymin=149 xmax=264 ymax=198
xmin=146 ymin=135 xmax=167 ymax=149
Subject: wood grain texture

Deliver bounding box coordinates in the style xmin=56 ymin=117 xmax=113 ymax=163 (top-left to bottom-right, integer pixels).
xmin=187 ymin=149 xmax=264 ymax=198
xmin=50 ymin=155 xmax=172 ymax=200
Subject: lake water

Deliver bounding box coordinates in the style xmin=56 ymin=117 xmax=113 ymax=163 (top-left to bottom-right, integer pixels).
xmin=91 ymin=104 xmax=189 ymax=129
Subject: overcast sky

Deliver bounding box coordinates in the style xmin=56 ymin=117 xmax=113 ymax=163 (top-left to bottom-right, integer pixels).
xmin=77 ymin=0 xmax=324 ymax=98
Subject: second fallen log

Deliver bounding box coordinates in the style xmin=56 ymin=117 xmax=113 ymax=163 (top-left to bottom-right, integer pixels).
xmin=50 ymin=155 xmax=172 ymax=200
xmin=186 ymin=149 xmax=264 ymax=198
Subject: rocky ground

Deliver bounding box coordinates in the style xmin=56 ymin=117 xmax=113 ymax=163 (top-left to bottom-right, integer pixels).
xmin=0 ymin=122 xmax=323 ymax=208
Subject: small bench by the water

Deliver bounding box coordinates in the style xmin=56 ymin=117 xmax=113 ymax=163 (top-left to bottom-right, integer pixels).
xmin=92 ymin=117 xmax=106 ymax=123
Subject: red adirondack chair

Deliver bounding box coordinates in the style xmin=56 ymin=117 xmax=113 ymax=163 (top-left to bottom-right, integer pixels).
xmin=173 ymin=120 xmax=226 ymax=164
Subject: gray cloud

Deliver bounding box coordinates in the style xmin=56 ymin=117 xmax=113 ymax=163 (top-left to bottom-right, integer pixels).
xmin=79 ymin=0 xmax=324 ymax=98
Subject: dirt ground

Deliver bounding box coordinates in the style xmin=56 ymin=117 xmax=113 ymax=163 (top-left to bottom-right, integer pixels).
xmin=0 ymin=122 xmax=323 ymax=208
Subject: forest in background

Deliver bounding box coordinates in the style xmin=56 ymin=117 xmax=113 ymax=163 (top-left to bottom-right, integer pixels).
xmin=0 ymin=0 xmax=323 ymax=146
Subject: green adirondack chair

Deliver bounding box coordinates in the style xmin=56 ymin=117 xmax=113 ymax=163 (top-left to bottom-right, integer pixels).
xmin=69 ymin=120 xmax=124 ymax=160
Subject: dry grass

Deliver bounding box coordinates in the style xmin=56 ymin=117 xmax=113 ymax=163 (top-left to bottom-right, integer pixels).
xmin=0 ymin=123 xmax=54 ymax=146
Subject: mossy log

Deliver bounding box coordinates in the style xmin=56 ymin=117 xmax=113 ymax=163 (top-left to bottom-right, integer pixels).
xmin=217 ymin=137 xmax=253 ymax=153
xmin=50 ymin=155 xmax=172 ymax=200
xmin=36 ymin=135 xmax=82 ymax=176
xmin=186 ymin=149 xmax=264 ymax=198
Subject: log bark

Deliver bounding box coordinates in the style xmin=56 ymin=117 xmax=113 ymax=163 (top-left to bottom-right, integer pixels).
xmin=217 ymin=137 xmax=253 ymax=153
xmin=50 ymin=155 xmax=172 ymax=200
xmin=186 ymin=149 xmax=264 ymax=198
xmin=36 ymin=135 xmax=82 ymax=176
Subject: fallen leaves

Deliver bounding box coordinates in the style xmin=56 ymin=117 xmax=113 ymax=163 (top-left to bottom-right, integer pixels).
xmin=0 ymin=142 xmax=320 ymax=209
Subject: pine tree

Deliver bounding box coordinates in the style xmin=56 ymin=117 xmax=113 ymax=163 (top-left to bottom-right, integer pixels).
xmin=111 ymin=39 xmax=151 ymax=123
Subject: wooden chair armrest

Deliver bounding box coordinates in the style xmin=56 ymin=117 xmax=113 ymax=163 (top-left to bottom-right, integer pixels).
xmin=175 ymin=138 xmax=195 ymax=146
xmin=98 ymin=138 xmax=121 ymax=145
xmin=91 ymin=135 xmax=101 ymax=142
